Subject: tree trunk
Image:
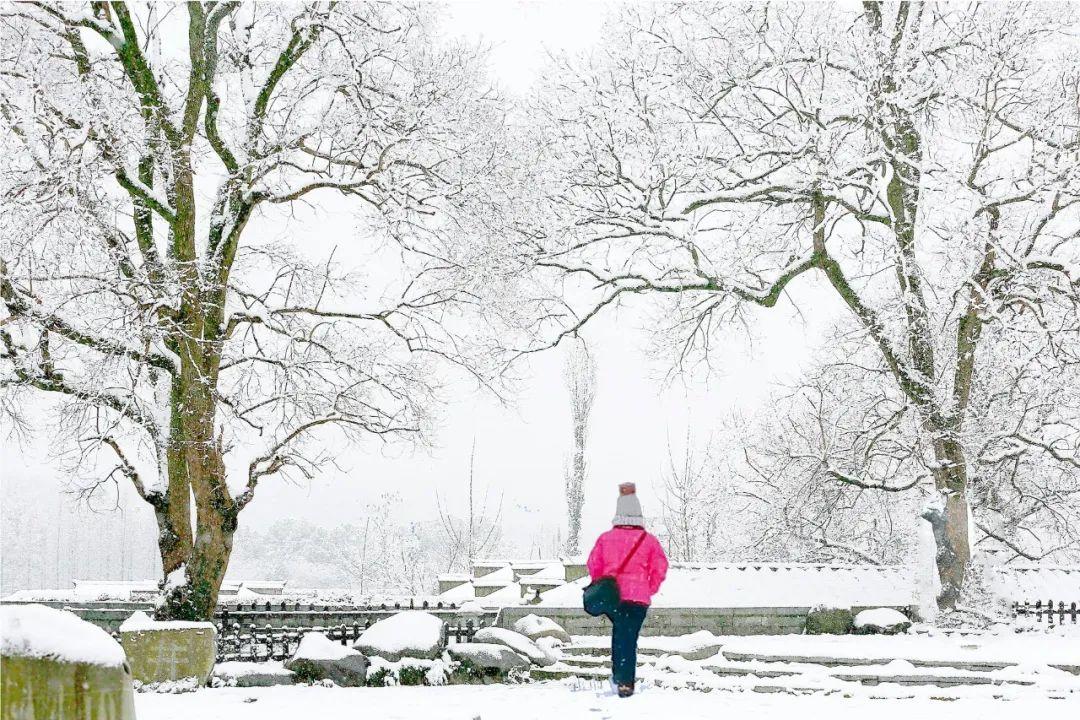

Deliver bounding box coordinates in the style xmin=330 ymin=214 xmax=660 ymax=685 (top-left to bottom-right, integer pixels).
xmin=922 ymin=434 xmax=972 ymax=609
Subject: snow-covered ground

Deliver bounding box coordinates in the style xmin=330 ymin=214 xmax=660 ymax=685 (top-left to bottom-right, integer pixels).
xmin=135 ymin=682 xmax=1079 ymax=720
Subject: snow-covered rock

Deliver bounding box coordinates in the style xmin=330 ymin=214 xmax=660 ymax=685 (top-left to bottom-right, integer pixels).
xmin=354 ymin=611 xmax=445 ymax=661
xmin=535 ymin=636 xmax=565 ymax=656
xmin=2 ymin=604 xmax=127 ymax=667
xmin=472 ymin=627 xmax=555 ymax=666
xmin=449 ymin=643 xmax=529 ymax=673
xmin=212 ymin=661 xmax=295 ymax=688
xmin=853 ymin=608 xmax=912 ymax=635
xmin=285 ymin=633 xmax=367 ymax=686
xmin=512 ymin=614 xmax=571 ymax=643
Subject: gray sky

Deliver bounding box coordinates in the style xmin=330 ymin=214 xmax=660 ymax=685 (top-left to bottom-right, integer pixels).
xmin=1 ymin=0 xmax=847 ymax=565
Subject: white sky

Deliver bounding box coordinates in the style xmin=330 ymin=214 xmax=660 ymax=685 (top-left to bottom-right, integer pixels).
xmin=1 ymin=0 xmax=848 ymax=565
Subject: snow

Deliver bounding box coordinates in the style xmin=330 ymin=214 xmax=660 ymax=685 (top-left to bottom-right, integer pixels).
xmin=292 ymin=633 xmax=361 ymax=662
xmin=990 ymin=566 xmax=1080 ymax=601
xmin=854 ymin=608 xmax=911 ymax=630
xmin=475 ymin=582 xmax=524 ymax=607
xmin=0 ymin=604 xmax=126 ymax=667
xmin=539 ymin=563 xmax=917 ymax=608
xmin=356 ymin=612 xmax=444 ymax=657
xmin=119 ymin=611 xmax=215 ymax=632
xmin=713 ymin=630 xmax=1080 ymax=666
xmin=133 ymin=682 xmax=1080 ymax=720
xmin=214 ymin=661 xmax=293 ymax=678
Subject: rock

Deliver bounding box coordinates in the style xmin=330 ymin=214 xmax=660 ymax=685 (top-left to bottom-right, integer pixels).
xmin=285 ymin=632 xmax=367 ymax=687
xmin=2 ymin=605 xmax=136 ymax=720
xmin=355 ymin=611 xmax=445 ymax=661
xmin=472 ymin=627 xmax=555 ymax=666
xmin=118 ymin=612 xmax=217 ymax=686
xmin=854 ymin=608 xmax=912 ymax=635
xmin=449 ymin=643 xmax=529 ymax=673
xmin=805 ymin=606 xmax=854 ymax=635
xmin=511 ymin=614 xmax=571 ymax=643
xmin=212 ymin=661 xmax=295 ymax=688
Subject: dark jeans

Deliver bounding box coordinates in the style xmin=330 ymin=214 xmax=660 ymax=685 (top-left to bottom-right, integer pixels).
xmin=610 ymin=601 xmax=648 ymax=685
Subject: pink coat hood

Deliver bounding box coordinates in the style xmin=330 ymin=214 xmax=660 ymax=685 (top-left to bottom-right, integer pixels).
xmin=586 ymin=527 xmax=669 ymax=605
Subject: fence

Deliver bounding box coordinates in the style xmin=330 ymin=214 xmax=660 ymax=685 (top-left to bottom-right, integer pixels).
xmin=199 ymin=617 xmax=489 ymax=663
xmin=1012 ymin=599 xmax=1079 ymax=624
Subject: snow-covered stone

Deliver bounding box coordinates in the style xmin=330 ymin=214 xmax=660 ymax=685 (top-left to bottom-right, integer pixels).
xmin=449 ymin=643 xmax=529 ymax=673
xmin=535 ymin=636 xmax=565 ymax=656
xmin=2 ymin=604 xmax=127 ymax=667
xmin=118 ymin=612 xmax=216 ymax=686
xmin=1 ymin=605 xmax=136 ymax=720
xmin=472 ymin=627 xmax=555 ymax=666
xmin=212 ymin=661 xmax=295 ymax=688
xmin=512 ymin=614 xmax=571 ymax=643
xmin=354 ymin=611 xmax=445 ymax=661
xmin=854 ymin=608 xmax=912 ymax=635
xmin=285 ymin=632 xmax=367 ymax=686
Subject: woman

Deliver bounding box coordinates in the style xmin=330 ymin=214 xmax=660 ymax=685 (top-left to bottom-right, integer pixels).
xmin=586 ymin=482 xmax=668 ymax=698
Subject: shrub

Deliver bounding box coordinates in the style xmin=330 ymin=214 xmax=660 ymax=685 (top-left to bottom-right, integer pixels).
xmin=805 ymin=606 xmax=854 ymax=634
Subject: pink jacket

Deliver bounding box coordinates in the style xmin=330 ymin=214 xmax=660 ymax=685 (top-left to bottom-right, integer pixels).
xmin=586 ymin=527 xmax=669 ymax=605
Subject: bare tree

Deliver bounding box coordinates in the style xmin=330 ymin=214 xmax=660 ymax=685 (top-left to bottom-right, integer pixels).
xmin=562 ymin=337 xmax=596 ymax=555
xmin=520 ymin=2 xmax=1080 ymax=608
xmin=658 ymin=432 xmax=726 ymax=563
xmin=0 ymin=2 xmax=511 ymax=619
xmin=436 ymin=439 xmax=503 ymax=572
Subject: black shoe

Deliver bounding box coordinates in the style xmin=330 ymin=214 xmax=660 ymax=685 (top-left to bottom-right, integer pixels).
xmin=617 ymin=682 xmax=634 ymax=698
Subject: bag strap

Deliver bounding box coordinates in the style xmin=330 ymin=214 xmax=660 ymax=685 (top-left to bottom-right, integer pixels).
xmin=613 ymin=531 xmax=648 ymax=575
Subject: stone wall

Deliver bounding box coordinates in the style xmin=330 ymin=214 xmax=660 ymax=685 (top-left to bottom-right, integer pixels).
xmin=497 ymin=605 xmax=917 ymax=636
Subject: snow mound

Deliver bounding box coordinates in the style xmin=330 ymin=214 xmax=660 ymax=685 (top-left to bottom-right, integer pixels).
xmin=293 ymin=632 xmax=361 ymax=661
xmin=458 ymin=601 xmax=486 ymax=614
xmin=512 ymin=614 xmax=570 ymax=643
xmin=854 ymin=608 xmax=912 ymax=634
xmin=355 ymin=611 xmax=445 ymax=661
xmin=1 ymin=604 xmax=127 ymax=667
xmin=119 ymin=611 xmax=214 ymax=632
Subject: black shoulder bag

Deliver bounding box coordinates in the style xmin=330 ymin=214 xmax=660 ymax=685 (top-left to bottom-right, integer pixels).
xmin=582 ymin=531 xmax=647 ymax=618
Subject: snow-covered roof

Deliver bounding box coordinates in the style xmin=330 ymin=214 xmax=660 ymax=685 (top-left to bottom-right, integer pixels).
xmin=990 ymin=566 xmax=1080 ymax=601
xmin=539 ymin=563 xmax=919 ymax=609
xmin=475 ymin=583 xmax=524 ymax=608
xmin=437 ymin=581 xmax=476 ymax=603
xmin=519 ymin=562 xmax=567 ymax=583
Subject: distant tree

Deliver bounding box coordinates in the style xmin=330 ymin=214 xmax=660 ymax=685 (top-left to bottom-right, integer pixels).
xmin=562 ymin=338 xmax=596 ymax=555
xmin=0 ymin=2 xmax=512 ymax=619
xmin=436 ymin=439 xmax=503 ymax=571
xmin=658 ymin=432 xmax=726 ymax=563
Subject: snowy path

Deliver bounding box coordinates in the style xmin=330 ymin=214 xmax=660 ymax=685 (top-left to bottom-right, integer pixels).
xmin=136 ymin=682 xmax=1079 ymax=720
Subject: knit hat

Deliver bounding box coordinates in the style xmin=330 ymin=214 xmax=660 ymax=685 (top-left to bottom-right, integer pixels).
xmin=612 ymin=482 xmax=645 ymax=527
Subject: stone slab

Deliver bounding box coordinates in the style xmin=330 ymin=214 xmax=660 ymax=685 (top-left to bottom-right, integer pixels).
xmin=1 ymin=655 xmax=136 ymax=720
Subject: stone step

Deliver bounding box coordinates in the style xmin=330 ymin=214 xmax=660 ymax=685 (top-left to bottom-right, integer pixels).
xmin=702 ymin=664 xmax=797 ymax=679
xmin=561 ymin=645 xmax=667 ymax=658
xmin=559 ymin=655 xmax=656 ymax=668
xmin=830 ymin=672 xmax=1033 ymax=688
xmin=721 ymin=651 xmax=1016 ymax=674
xmin=531 ymin=667 xmax=841 ymax=696
xmin=536 ymin=662 xmax=1040 ymax=692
